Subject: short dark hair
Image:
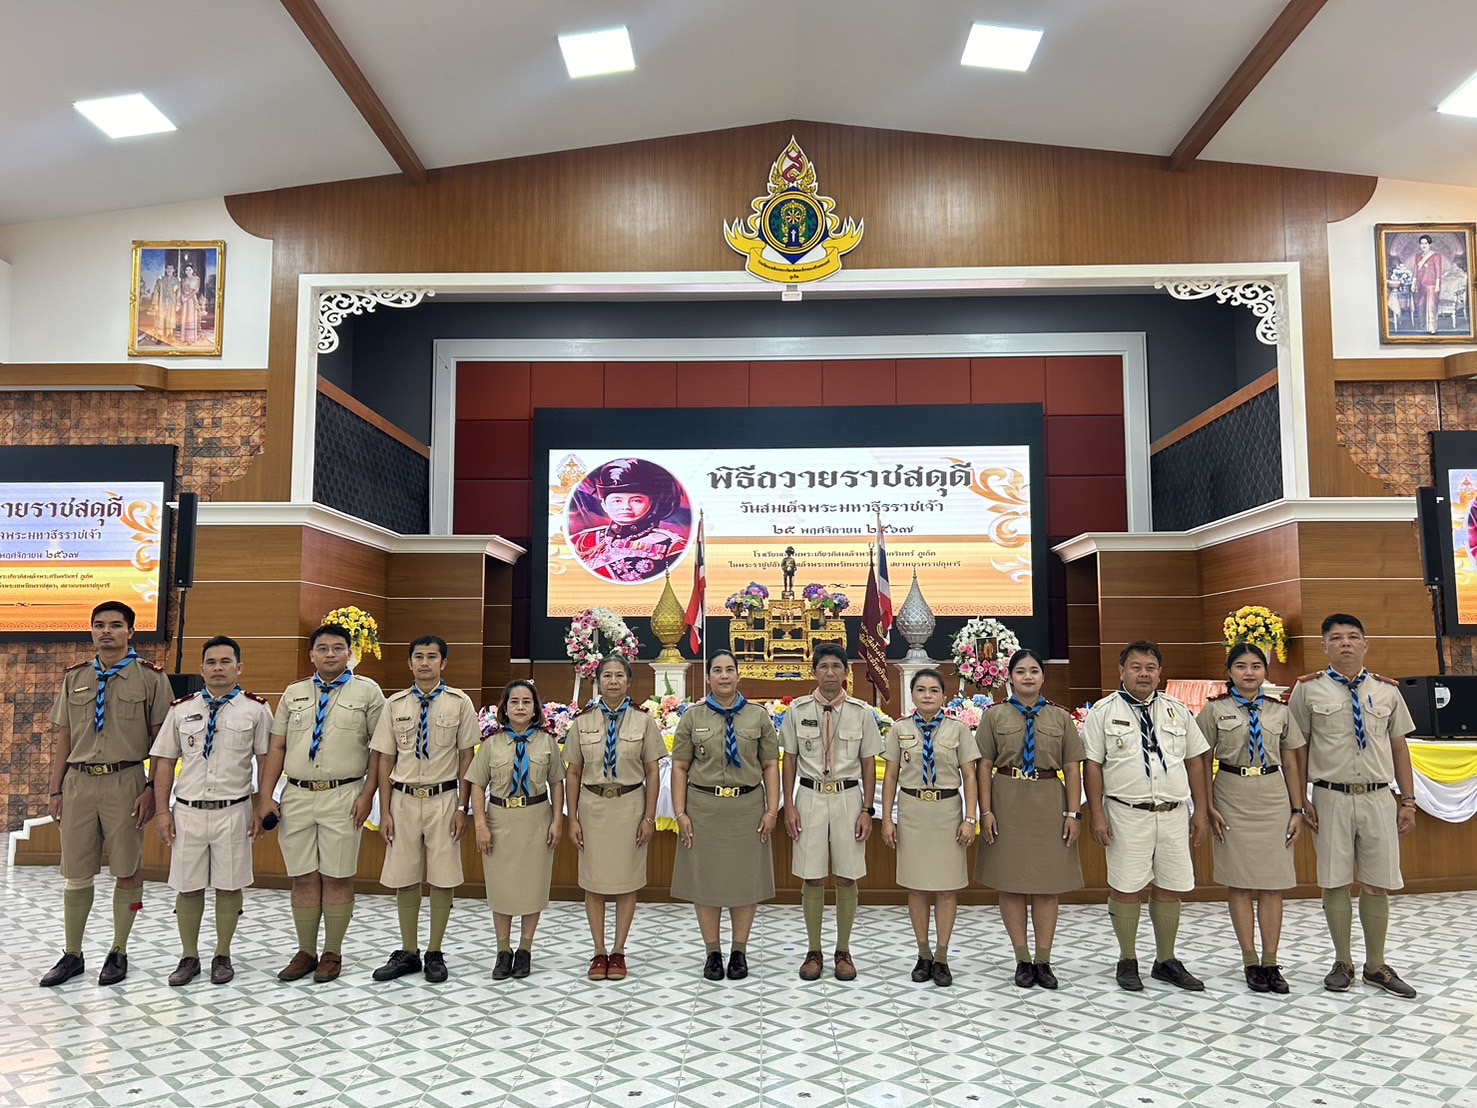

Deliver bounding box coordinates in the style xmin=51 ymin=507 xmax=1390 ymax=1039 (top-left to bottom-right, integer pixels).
xmin=909 ymin=667 xmax=947 ymax=693
xmin=812 ymin=643 xmax=848 ymax=671
xmin=498 ymin=679 xmax=547 ymax=731
xmin=1419 ymin=234 xmax=1434 ymax=245
xmin=91 ymin=601 xmax=136 ymax=629
xmin=201 ymin=635 xmax=241 ymax=662
xmin=596 ymin=653 xmax=632 ymax=680
xmin=1119 ymin=640 xmax=1163 ymax=667
xmin=1321 ymin=613 xmax=1365 ymax=637
xmin=408 ymin=635 xmax=448 ymax=659
xmin=309 ymin=624 xmax=352 ymax=649
xmin=707 ymin=649 xmax=739 ymax=674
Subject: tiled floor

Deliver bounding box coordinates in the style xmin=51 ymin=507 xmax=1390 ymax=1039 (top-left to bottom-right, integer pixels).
xmin=2 ymin=863 xmax=1476 ymax=1107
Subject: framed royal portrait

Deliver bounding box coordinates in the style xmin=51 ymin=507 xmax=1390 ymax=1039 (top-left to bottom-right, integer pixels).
xmin=1375 ymin=223 xmax=1475 ymax=344
xmin=129 ymin=240 xmax=225 ymax=356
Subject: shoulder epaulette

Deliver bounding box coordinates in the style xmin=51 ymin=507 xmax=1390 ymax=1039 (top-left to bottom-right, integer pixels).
xmin=1373 ymin=674 xmax=1399 ymax=687
xmin=64 ymin=660 xmax=90 ymax=673
xmin=244 ymin=691 xmax=269 ymax=705
xmin=571 ymin=702 xmax=597 ymax=718
xmin=139 ymin=659 xmax=164 ymax=672
xmin=1206 ymin=690 xmax=1233 ymax=703
xmin=630 ymin=703 xmax=651 ymax=715
xmin=1291 ymin=672 xmax=1322 ymax=689
xmin=169 ymin=693 xmax=196 ymax=707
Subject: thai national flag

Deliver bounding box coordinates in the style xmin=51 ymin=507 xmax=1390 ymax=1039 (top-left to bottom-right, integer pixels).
xmin=684 ymin=513 xmax=706 ymax=653
xmin=875 ymin=510 xmax=893 ymax=643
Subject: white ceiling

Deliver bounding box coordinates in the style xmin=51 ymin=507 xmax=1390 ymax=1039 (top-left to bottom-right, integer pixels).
xmin=3 ymin=0 xmax=1476 ymax=228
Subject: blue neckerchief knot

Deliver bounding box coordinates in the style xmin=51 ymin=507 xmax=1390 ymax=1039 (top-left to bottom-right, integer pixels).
xmin=1118 ymin=689 xmax=1167 ymax=778
xmin=414 ymin=682 xmax=446 ymax=760
xmin=93 ymin=650 xmax=139 ymax=733
xmin=600 ymin=698 xmax=630 ymax=779
xmin=508 ymin=727 xmax=536 ymax=797
xmin=202 ymin=685 xmax=241 ymax=759
xmin=914 ymin=712 xmax=942 ymax=787
xmin=310 ymin=671 xmax=352 ymax=761
xmin=1008 ymin=695 xmax=1042 ymax=776
xmin=1229 ymin=686 xmax=1267 ymax=767
xmin=706 ymin=694 xmax=748 ymax=769
xmin=1326 ymin=668 xmax=1368 ymax=750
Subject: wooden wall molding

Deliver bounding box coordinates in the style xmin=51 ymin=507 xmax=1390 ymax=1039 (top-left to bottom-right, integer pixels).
xmin=0 ymin=365 xmax=268 ymax=390
xmin=197 ymin=501 xmax=524 ymax=561
xmin=317 ymin=375 xmax=430 ymax=457
xmin=1150 ymin=369 xmax=1278 ymax=454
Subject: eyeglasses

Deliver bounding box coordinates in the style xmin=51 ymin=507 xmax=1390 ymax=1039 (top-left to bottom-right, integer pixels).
xmin=312 ymin=644 xmax=350 ymax=655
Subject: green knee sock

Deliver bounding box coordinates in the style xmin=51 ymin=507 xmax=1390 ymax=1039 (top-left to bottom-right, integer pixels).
xmin=705 ymin=941 xmax=721 ymax=954
xmin=292 ymin=905 xmax=322 ymax=955
xmin=111 ymin=886 xmax=141 ymax=953
xmin=1013 ymin=944 xmax=1031 ymax=962
xmin=1360 ymin=892 xmax=1390 ymax=971
xmin=499 ymin=938 xmax=513 ymax=953
xmin=933 ymin=943 xmax=949 ymax=962
xmin=918 ymin=940 xmax=933 ymax=958
xmin=1322 ymin=887 xmax=1354 ymax=964
xmin=835 ymin=884 xmax=859 ymax=952
xmin=214 ymin=891 xmax=242 ymax=957
xmin=63 ymin=887 xmax=94 ymax=954
xmin=1242 ymin=947 xmax=1260 ymax=967
xmin=801 ymin=883 xmax=825 ymax=950
xmin=518 ymin=934 xmax=534 ymax=952
xmin=428 ymin=887 xmax=454 ymax=953
xmin=1261 ymin=948 xmax=1279 ymax=967
xmin=1108 ymin=899 xmax=1141 ymax=960
xmin=175 ymin=894 xmax=205 ymax=959
xmin=322 ymin=903 xmax=353 ymax=955
xmin=1034 ymin=945 xmax=1051 ymax=964
xmin=1148 ymin=899 xmax=1180 ymax=962
xmin=396 ymin=887 xmax=421 ymax=950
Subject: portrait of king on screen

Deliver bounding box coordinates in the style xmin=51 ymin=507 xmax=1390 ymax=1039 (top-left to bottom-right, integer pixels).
xmin=566 ymin=458 xmax=692 ymax=584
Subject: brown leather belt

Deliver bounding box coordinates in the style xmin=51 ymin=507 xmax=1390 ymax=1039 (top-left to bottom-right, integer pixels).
xmin=1108 ymin=796 xmax=1180 ymax=812
xmin=70 ymin=760 xmax=142 ymax=777
xmin=1314 ymin=780 xmax=1388 ymax=795
xmin=583 ymin=782 xmax=644 ymax=799
xmin=901 ymin=786 xmax=960 ymax=801
xmin=176 ymin=795 xmax=250 ymax=810
xmin=286 ymin=776 xmax=360 ymax=792
xmin=393 ymin=779 xmax=459 ymax=798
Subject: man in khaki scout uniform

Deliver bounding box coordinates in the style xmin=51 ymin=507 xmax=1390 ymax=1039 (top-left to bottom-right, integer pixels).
xmin=370 ymin=635 xmax=479 ymax=984
xmin=41 ymin=600 xmax=173 ymax=988
xmin=1288 ymin=613 xmax=1419 ymax=999
xmin=1084 ymin=640 xmax=1212 ymax=993
xmin=257 ymin=624 xmax=384 ymax=983
xmin=151 ymin=635 xmax=274 ymax=985
xmin=780 ymin=643 xmax=882 ymax=981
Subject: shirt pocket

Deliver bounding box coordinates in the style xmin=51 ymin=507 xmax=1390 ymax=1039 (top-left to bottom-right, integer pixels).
xmin=67 ymin=686 xmax=97 ymax=727
xmin=1159 ymin=723 xmax=1187 ymax=759
xmin=1365 ymin=701 xmax=1393 ymax=738
xmin=329 ymin=701 xmax=369 ymax=739
xmin=1103 ymin=718 xmax=1138 ymax=761
xmin=431 ymin=710 xmax=460 ymax=747
xmin=220 ymin=716 xmax=256 ymax=751
xmin=392 ymin=714 xmax=418 ymax=751
xmin=113 ymin=685 xmax=146 ymax=721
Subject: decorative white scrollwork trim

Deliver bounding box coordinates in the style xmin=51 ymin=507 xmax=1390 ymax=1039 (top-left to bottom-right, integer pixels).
xmin=317 ymin=289 xmax=436 ymax=354
xmin=1154 ymin=280 xmax=1279 ymax=346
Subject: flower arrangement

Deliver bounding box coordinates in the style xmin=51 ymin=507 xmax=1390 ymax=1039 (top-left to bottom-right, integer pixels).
xmin=478 ymin=701 xmax=578 ymax=744
xmin=802 ymin=583 xmax=850 ymax=615
xmin=949 ymin=617 xmax=1021 ymax=690
xmin=1071 ymin=704 xmax=1091 ymax=737
xmin=565 ymin=607 xmax=641 ymax=679
xmin=1222 ymin=605 xmax=1288 ymax=663
xmin=725 ymin=582 xmax=769 ymax=616
xmin=321 ymin=605 xmax=381 ymax=661
xmin=945 ymin=692 xmax=994 ymax=731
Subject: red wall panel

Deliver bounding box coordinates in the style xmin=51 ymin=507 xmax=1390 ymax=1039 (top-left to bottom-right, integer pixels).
xmin=972 ymin=357 xmax=1046 ymax=404
xmin=531 ymin=362 xmax=604 ymax=409
xmin=1045 ymin=356 xmax=1125 ymax=416
xmin=822 ymin=360 xmax=897 ymax=406
xmin=455 ymin=421 xmax=532 ymax=480
xmin=750 ymin=361 xmax=823 ymax=407
xmin=457 ymin=362 xmax=530 ymax=421
xmin=605 ymin=362 xmax=677 ymax=408
xmin=894 ymin=359 xmax=971 ymax=405
xmin=677 ymin=362 xmax=751 ymax=408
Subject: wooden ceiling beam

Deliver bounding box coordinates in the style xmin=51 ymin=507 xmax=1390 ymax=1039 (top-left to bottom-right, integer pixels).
xmin=1169 ymin=0 xmax=1330 ymax=172
xmin=278 ymin=0 xmax=427 ymax=185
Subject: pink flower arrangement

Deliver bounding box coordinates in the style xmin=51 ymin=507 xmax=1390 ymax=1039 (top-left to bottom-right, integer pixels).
xmin=725 ymin=581 xmax=769 ymax=616
xmin=564 ymin=607 xmax=640 ymax=679
xmin=477 ymin=701 xmax=578 ymax=743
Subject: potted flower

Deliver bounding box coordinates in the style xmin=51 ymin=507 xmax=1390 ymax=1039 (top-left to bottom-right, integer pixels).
xmin=1222 ymin=605 xmax=1288 ymax=663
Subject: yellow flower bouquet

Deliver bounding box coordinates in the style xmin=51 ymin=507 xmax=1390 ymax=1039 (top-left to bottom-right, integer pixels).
xmin=1222 ymin=604 xmax=1287 ymax=663
xmin=322 ymin=605 xmax=382 ymax=661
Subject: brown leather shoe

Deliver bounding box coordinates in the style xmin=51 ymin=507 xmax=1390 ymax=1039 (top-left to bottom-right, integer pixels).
xmin=313 ymin=952 xmax=342 ymax=983
xmin=277 ymin=950 xmax=318 ymax=982
xmin=210 ymin=956 xmax=235 ymax=985
xmin=587 ymin=954 xmax=609 ymax=981
xmin=168 ymin=957 xmax=201 ymax=987
xmin=833 ymin=951 xmax=857 ymax=981
xmin=798 ymin=950 xmax=825 ymax=981
xmin=605 ymin=953 xmax=628 ymax=981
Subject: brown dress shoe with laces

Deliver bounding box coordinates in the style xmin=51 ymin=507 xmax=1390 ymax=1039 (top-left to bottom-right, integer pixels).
xmin=798 ymin=950 xmax=825 ymax=981
xmin=588 ymin=954 xmax=609 ymax=981
xmin=606 ymin=953 xmax=628 ymax=981
xmin=210 ymin=956 xmax=235 ymax=984
xmin=833 ymin=951 xmax=857 ymax=981
xmin=168 ymin=957 xmax=201 ymax=986
xmin=277 ymin=950 xmax=318 ymax=982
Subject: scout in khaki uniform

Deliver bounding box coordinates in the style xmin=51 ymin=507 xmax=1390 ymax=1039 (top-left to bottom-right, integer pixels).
xmin=150 ymin=635 xmax=274 ymax=986
xmin=1195 ymin=643 xmax=1306 ymax=995
xmin=1287 ymin=613 xmax=1419 ymax=999
xmin=671 ymin=650 xmax=781 ymax=982
xmin=370 ymin=635 xmax=480 ymax=985
xmin=779 ymin=643 xmax=882 ymax=982
xmin=1083 ymin=640 xmax=1211 ymax=993
xmin=566 ymin=655 xmax=666 ymax=982
xmin=41 ymin=600 xmax=173 ymax=988
xmin=880 ymin=668 xmax=980 ymax=988
xmin=975 ymin=648 xmax=1084 ymax=991
xmin=465 ymin=679 xmax=566 ymax=980
xmin=257 ymin=624 xmax=385 ymax=984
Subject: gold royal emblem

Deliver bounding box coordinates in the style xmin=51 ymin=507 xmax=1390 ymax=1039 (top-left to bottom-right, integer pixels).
xmin=724 ymin=138 xmax=863 ymax=284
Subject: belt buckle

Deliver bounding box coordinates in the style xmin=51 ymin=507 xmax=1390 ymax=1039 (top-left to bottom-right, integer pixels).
xmin=716 ymin=786 xmax=739 ymax=799
xmin=505 ymin=796 xmax=527 ymax=808
xmin=1244 ymin=767 xmax=1263 ymax=777
xmin=310 ymin=780 xmax=331 ymax=792
xmin=1156 ymin=802 xmax=1174 ymax=812
xmin=600 ymin=786 xmax=620 ymax=799
xmin=85 ymin=764 xmax=111 ymax=777
xmin=412 ymin=786 xmax=432 ymax=799
xmin=1350 ymin=783 xmax=1368 ymax=795
xmin=919 ymin=789 xmax=939 ymax=802
xmin=819 ymin=781 xmax=840 ymax=794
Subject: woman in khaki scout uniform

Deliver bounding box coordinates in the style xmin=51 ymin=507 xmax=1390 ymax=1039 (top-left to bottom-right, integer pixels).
xmin=881 ymin=669 xmax=980 ymax=988
xmin=567 ymin=655 xmax=666 ymax=982
xmin=1195 ymin=643 xmax=1305 ymax=995
xmin=466 ymin=679 xmax=565 ymax=980
xmin=975 ymin=648 xmax=1084 ymax=990
xmin=671 ymin=650 xmax=781 ymax=982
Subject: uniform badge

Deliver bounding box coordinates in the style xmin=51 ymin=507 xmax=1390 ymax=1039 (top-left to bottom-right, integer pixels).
xmin=805 ymin=739 xmax=814 ymax=751
xmin=698 ymin=746 xmax=706 ymax=758
xmin=903 ymin=750 xmax=911 ymax=763
xmin=186 ymin=735 xmax=196 ymax=749
xmin=1116 ymin=738 xmax=1125 ymax=749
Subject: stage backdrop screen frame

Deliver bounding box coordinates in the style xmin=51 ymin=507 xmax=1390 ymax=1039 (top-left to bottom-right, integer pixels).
xmin=531 ymin=404 xmax=1047 ymax=663
xmin=0 ymin=445 xmax=176 ymax=641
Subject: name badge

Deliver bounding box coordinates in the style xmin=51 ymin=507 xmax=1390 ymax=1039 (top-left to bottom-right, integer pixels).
xmin=394 ymin=715 xmax=414 ymax=725
xmin=184 ymin=713 xmax=203 ymax=722
xmin=801 ymin=718 xmax=818 ymax=727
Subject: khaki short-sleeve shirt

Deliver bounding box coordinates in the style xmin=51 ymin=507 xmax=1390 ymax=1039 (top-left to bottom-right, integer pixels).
xmin=370 ymin=685 xmax=481 ymax=785
xmin=465 ymin=729 xmax=565 ymax=798
xmin=1287 ymin=672 xmax=1412 ymax=785
xmin=1082 ymin=691 xmax=1209 ymax=804
xmin=975 ymin=702 xmax=1083 ymax=772
xmin=779 ymin=695 xmax=884 ymax=780
xmin=883 ymin=716 xmax=980 ymax=788
xmin=50 ymin=655 xmax=173 ymax=764
xmin=1193 ymin=694 xmax=1303 ymax=769
xmin=565 ymin=703 xmax=667 ymax=785
xmin=272 ymin=673 xmax=385 ymax=780
xmin=151 ymin=690 xmax=273 ymax=801
xmin=672 ymin=701 xmax=779 ymax=789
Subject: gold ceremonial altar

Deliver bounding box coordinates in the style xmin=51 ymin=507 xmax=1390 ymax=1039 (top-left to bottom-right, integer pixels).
xmin=728 ymin=596 xmax=847 ymax=680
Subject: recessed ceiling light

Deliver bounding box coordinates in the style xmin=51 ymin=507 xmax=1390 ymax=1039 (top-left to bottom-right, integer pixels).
xmin=1438 ymin=72 xmax=1477 ymax=118
xmin=558 ymin=26 xmax=636 ymax=79
xmin=73 ymin=93 xmax=176 ymax=139
xmin=961 ymin=23 xmax=1043 ymax=72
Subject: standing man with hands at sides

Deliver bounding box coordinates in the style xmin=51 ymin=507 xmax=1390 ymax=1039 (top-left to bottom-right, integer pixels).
xmin=257 ymin=624 xmax=385 ymax=984
xmin=779 ymin=643 xmax=882 ymax=982
xmin=1287 ymin=613 xmax=1420 ymax=998
xmin=1083 ymin=640 xmax=1212 ymax=993
xmin=370 ymin=636 xmax=480 ymax=985
xmin=41 ymin=601 xmax=173 ymax=987
xmin=150 ymin=635 xmax=274 ymax=985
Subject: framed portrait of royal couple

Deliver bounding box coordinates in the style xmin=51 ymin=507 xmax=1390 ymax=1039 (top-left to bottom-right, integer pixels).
xmin=1375 ymin=222 xmax=1476 ymax=345
xmin=129 ymin=240 xmax=225 ymax=356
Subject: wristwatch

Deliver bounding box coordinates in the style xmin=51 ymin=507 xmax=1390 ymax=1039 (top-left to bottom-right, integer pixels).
xmin=1291 ymin=807 xmax=1306 ymax=815
xmin=865 ymin=806 xmax=877 ymax=818
xmin=1400 ymin=798 xmax=1418 ymax=808
xmin=1063 ymin=811 xmax=1082 ymax=821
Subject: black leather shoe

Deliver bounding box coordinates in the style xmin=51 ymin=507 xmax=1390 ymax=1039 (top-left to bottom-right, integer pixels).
xmin=932 ymin=961 xmax=953 ymax=987
xmin=1362 ymin=964 xmax=1416 ymax=999
xmin=1244 ymin=964 xmax=1270 ymax=993
xmin=1034 ymin=963 xmax=1059 ymax=990
xmin=423 ymin=951 xmax=447 ymax=983
xmin=98 ymin=950 xmax=128 ymax=986
xmin=39 ymin=953 xmax=85 ymax=987
xmin=491 ymin=951 xmax=514 ymax=980
xmin=1323 ymin=960 xmax=1355 ymax=992
xmin=1151 ymin=958 xmax=1204 ymax=991
xmin=703 ymin=951 xmax=725 ymax=981
xmin=910 ymin=957 xmax=934 ymax=983
xmin=511 ymin=949 xmax=532 ymax=979
xmin=1262 ymin=964 xmax=1289 ymax=994
xmin=1115 ymin=958 xmax=1143 ymax=991
xmin=1014 ymin=960 xmax=1036 ymax=988
xmin=726 ymin=950 xmax=748 ymax=980
xmin=372 ymin=949 xmax=422 ymax=982
xmin=168 ymin=957 xmax=201 ymax=987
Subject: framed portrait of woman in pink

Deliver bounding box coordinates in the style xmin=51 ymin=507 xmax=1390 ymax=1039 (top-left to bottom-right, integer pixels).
xmin=1375 ymin=223 xmax=1475 ymax=345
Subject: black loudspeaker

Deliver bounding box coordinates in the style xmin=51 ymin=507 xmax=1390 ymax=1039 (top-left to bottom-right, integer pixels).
xmin=174 ymin=492 xmax=198 ymax=589
xmin=1397 ymin=675 xmax=1477 ymax=738
xmin=1415 ymin=486 xmax=1447 ymax=587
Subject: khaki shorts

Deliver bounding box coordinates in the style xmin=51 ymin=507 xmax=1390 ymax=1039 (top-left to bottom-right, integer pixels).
xmin=380 ymin=788 xmax=464 ymax=889
xmin=278 ymin=781 xmax=364 ymax=879
xmin=790 ymin=784 xmax=868 ymax=881
xmin=1311 ymin=786 xmax=1404 ymax=891
xmin=168 ymin=801 xmax=254 ymax=892
xmin=1103 ymin=801 xmax=1195 ymax=894
xmin=60 ymin=765 xmax=147 ymax=880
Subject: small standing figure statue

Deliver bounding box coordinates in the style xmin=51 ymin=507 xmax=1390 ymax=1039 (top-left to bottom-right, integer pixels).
xmin=781 ymin=546 xmax=798 ymax=599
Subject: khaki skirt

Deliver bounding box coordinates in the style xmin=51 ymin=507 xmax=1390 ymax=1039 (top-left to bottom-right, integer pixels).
xmin=578 ymin=785 xmax=649 ymax=896
xmin=1212 ymin=770 xmax=1296 ymax=891
xmin=974 ymin=774 xmax=1083 ymax=895
xmin=481 ymin=799 xmax=555 ymax=916
xmin=671 ymin=787 xmax=775 ymax=908
xmin=896 ymin=792 xmax=969 ymax=892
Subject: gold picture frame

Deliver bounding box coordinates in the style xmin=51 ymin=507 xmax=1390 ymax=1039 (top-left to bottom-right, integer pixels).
xmin=129 ymin=240 xmax=225 ymax=356
xmin=1375 ymin=222 xmax=1475 ymax=344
